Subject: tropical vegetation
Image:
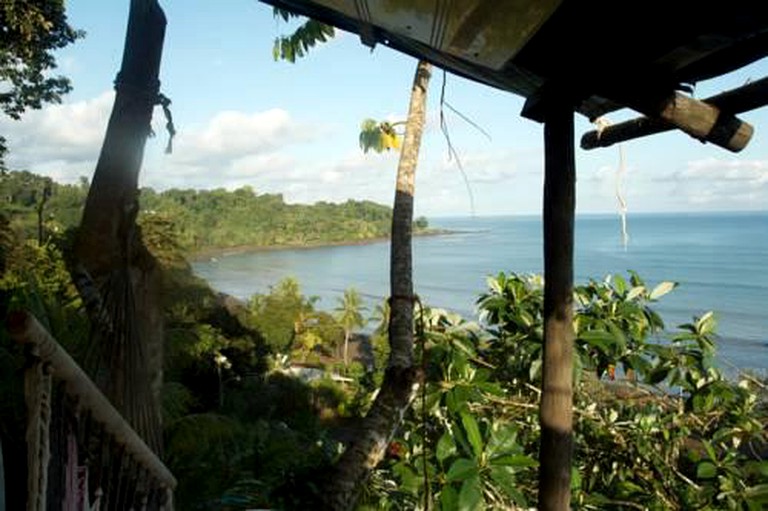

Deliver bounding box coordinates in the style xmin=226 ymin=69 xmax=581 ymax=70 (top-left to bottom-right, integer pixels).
xmin=0 ymin=170 xmax=429 ymax=255
xmin=3 ymin=213 xmax=766 ymax=508
xmin=2 ymin=2 xmax=766 ymax=510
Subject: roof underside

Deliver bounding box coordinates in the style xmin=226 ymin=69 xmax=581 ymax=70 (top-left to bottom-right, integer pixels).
xmin=261 ymin=0 xmax=768 ymax=122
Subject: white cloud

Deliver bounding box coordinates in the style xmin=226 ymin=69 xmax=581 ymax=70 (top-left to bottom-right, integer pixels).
xmin=1 ymin=91 xmax=114 ymax=181
xmin=657 ymin=158 xmax=768 ymax=209
xmin=2 ymin=92 xmax=328 ymax=192
xmin=172 ymin=109 xmax=317 ymax=166
xmin=677 ymin=158 xmax=768 ymax=186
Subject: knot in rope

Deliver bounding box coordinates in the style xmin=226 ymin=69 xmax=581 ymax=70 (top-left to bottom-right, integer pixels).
xmin=113 ymin=73 xmax=176 ymax=154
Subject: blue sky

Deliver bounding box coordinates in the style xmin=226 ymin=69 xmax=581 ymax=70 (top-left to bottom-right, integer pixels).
xmin=2 ymin=0 xmax=767 ymax=217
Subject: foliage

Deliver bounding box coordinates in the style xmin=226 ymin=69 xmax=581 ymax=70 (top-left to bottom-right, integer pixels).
xmin=0 ymin=0 xmax=83 ymax=167
xmin=335 ymin=287 xmax=367 ymax=365
xmin=359 ymin=118 xmax=403 ymax=153
xmin=360 ymin=273 xmax=767 ymax=509
xmin=272 ymin=7 xmax=335 ymax=63
xmin=1 ymin=170 xmax=433 ymax=256
xmin=248 ymin=277 xmax=316 ymax=352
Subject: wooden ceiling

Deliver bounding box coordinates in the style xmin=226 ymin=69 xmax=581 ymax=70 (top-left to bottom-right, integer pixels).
xmin=260 ymin=0 xmax=768 ymax=150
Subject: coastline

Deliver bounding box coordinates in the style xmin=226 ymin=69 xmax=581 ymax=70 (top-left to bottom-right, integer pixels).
xmin=187 ymin=228 xmax=456 ymax=262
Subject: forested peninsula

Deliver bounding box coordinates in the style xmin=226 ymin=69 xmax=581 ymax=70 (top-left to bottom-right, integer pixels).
xmin=1 ymin=170 xmax=431 ymax=255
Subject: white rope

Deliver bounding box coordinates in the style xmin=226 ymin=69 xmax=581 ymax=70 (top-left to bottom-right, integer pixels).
xmin=594 ymin=117 xmax=629 ymax=248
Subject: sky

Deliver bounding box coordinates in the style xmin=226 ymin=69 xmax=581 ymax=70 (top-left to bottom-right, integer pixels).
xmin=2 ymin=0 xmax=767 ymax=217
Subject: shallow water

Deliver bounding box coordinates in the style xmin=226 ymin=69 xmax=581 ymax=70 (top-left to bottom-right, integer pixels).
xmin=193 ymin=212 xmax=768 ymax=371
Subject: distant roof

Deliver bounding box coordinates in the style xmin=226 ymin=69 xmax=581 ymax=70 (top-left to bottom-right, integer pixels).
xmin=260 ymin=0 xmax=768 ymax=124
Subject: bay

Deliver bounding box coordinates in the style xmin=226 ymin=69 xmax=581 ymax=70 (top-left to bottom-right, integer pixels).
xmin=192 ymin=212 xmax=768 ymax=372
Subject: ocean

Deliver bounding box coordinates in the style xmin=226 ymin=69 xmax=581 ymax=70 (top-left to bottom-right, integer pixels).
xmin=192 ymin=212 xmax=768 ymax=372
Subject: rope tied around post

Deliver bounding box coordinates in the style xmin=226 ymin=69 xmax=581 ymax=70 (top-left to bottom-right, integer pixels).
xmin=113 ymin=73 xmax=176 ymax=154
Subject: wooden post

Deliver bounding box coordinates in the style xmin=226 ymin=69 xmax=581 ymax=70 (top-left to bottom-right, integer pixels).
xmin=538 ymin=97 xmax=575 ymax=511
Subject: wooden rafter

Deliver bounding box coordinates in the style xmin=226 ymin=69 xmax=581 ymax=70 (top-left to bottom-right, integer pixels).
xmin=582 ymin=76 xmax=768 ymax=150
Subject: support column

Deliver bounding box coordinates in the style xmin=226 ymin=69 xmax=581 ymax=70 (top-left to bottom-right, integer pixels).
xmin=538 ymin=98 xmax=576 ymax=511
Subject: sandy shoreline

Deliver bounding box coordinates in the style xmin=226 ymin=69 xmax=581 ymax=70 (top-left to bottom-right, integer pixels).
xmin=187 ymin=229 xmax=455 ymax=262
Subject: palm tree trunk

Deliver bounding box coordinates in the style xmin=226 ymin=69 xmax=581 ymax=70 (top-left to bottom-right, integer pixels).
xmin=538 ymin=97 xmax=576 ymax=511
xmin=322 ymin=60 xmax=432 ymax=510
xmin=343 ymin=330 xmax=350 ymax=366
xmin=73 ymin=0 xmax=166 ymax=453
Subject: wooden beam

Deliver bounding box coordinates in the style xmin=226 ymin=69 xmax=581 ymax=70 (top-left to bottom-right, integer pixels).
xmin=582 ymin=76 xmax=768 ymax=150
xmin=538 ymin=97 xmax=576 ymax=511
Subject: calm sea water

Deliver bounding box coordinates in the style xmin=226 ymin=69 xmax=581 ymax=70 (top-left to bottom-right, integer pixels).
xmin=192 ymin=212 xmax=768 ymax=371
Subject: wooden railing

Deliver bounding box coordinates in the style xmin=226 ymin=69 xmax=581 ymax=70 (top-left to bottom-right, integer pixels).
xmin=7 ymin=311 xmax=176 ymax=511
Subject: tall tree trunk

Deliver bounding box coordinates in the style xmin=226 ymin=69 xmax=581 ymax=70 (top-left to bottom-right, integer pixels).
xmin=538 ymin=98 xmax=576 ymax=511
xmin=322 ymin=60 xmax=432 ymax=511
xmin=73 ymin=0 xmax=166 ymax=453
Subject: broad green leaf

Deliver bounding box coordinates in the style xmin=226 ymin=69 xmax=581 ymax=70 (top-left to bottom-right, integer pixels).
xmin=440 ymin=484 xmax=459 ymax=510
xmin=649 ymin=281 xmax=677 ymax=300
xmin=436 ymin=431 xmax=457 ymax=462
xmin=460 ymin=411 xmax=484 ymax=460
xmin=392 ymin=462 xmax=421 ymax=494
xmin=446 ymin=458 xmax=478 ymax=482
xmin=458 ymin=475 xmax=484 ymax=511
xmin=579 ymin=330 xmax=615 ymax=354
xmin=571 ymin=466 xmax=582 ymax=491
xmin=490 ymin=454 xmax=538 ymax=468
xmin=613 ymin=274 xmax=627 ymax=295
xmin=696 ymin=461 xmax=717 ymax=479
xmin=486 ymin=423 xmax=519 ymax=457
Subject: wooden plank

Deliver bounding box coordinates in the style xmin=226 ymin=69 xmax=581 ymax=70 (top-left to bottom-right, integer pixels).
xmin=538 ymin=97 xmax=576 ymax=511
xmin=582 ymin=76 xmax=768 ymax=150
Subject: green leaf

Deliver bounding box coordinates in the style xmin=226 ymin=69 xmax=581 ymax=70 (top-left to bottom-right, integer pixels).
xmin=486 ymin=423 xmax=519 ymax=458
xmin=458 ymin=475 xmax=484 ymax=511
xmin=446 ymin=458 xmax=479 ymax=483
xmin=440 ymin=484 xmax=459 ymax=510
xmin=460 ymin=411 xmax=484 ymax=460
xmin=489 ymin=465 xmax=526 ymax=504
xmin=490 ymin=454 xmax=538 ymax=468
xmin=613 ymin=274 xmax=627 ymax=295
xmin=696 ymin=461 xmax=717 ymax=479
xmin=579 ymin=330 xmax=616 ymax=353
xmin=571 ymin=466 xmax=582 ymax=491
xmin=436 ymin=431 xmax=457 ymax=462
xmin=649 ymin=281 xmax=677 ymax=300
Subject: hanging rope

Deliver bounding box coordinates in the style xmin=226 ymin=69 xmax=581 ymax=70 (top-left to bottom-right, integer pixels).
xmin=439 ymin=70 xmax=477 ymax=217
xmin=113 ymin=73 xmax=176 ymax=155
xmin=157 ymin=93 xmax=176 ymax=154
xmin=595 ymin=117 xmax=630 ymax=248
